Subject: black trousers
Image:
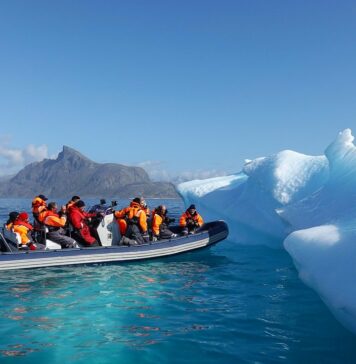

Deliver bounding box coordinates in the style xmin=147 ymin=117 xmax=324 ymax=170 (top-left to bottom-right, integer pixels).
xmin=47 ymin=228 xmax=77 ymax=248
xmin=125 ymin=224 xmax=146 ymax=245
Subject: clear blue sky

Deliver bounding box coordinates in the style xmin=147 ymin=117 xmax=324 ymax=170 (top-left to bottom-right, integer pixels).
xmin=0 ymin=0 xmax=355 ymax=179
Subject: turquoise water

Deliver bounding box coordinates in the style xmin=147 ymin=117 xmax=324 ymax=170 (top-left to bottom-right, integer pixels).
xmin=0 ymin=199 xmax=355 ymax=363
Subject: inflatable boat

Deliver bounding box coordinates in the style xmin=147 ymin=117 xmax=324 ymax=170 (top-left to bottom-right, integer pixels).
xmin=0 ymin=205 xmax=228 ymax=271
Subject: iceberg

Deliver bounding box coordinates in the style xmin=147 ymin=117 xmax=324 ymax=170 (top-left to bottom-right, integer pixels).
xmin=178 ymin=149 xmax=328 ymax=247
xmin=284 ymin=223 xmax=356 ymax=334
xmin=177 ymin=129 xmax=356 ymax=334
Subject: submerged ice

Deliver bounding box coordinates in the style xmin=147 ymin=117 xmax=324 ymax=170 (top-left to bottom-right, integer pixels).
xmin=177 ymin=129 xmax=356 ymax=334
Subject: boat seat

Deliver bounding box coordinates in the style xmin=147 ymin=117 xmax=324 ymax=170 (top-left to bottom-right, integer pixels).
xmin=2 ymin=226 xmax=21 ymax=250
xmin=41 ymin=226 xmax=62 ymax=250
xmin=30 ymin=220 xmax=62 ymax=250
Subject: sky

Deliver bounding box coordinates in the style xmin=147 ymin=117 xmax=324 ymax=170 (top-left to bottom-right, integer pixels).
xmin=0 ymin=0 xmax=355 ymax=180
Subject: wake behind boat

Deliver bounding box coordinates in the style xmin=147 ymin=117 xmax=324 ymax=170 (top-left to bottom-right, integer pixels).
xmin=0 ymin=214 xmax=229 ymax=271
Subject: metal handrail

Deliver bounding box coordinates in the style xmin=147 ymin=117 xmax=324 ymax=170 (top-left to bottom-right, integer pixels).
xmin=0 ymin=228 xmax=15 ymax=253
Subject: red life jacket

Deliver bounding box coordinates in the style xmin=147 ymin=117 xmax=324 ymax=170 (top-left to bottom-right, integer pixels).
xmin=13 ymin=219 xmax=33 ymax=231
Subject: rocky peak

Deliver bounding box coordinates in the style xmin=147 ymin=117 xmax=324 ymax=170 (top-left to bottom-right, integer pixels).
xmin=57 ymin=146 xmax=93 ymax=163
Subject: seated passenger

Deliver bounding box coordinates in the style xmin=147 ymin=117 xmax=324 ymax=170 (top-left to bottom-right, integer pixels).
xmin=13 ymin=212 xmax=44 ymax=250
xmin=114 ymin=205 xmax=131 ymax=236
xmin=141 ymin=199 xmax=150 ymax=217
xmin=120 ymin=197 xmax=148 ymax=245
xmin=179 ymin=204 xmax=204 ymax=235
xmin=32 ymin=194 xmax=48 ymax=223
xmin=152 ymin=205 xmax=177 ymax=241
xmin=141 ymin=199 xmax=152 ymax=234
xmin=66 ymin=195 xmax=81 ymax=210
xmin=5 ymin=211 xmax=19 ymax=230
xmin=68 ymin=200 xmax=100 ymax=247
xmin=40 ymin=202 xmax=78 ymax=248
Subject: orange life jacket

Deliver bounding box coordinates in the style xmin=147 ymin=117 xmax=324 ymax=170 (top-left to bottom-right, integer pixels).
xmin=179 ymin=211 xmax=204 ymax=227
xmin=32 ymin=197 xmax=47 ymax=215
xmin=40 ymin=210 xmax=66 ymax=229
xmin=13 ymin=219 xmax=33 ymax=244
xmin=126 ymin=202 xmax=147 ymax=233
xmin=114 ymin=207 xmax=131 ymax=235
xmin=152 ymin=213 xmax=164 ymax=236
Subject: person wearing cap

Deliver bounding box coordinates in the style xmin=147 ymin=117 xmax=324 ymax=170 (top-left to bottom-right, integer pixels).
xmin=179 ymin=204 xmax=204 ymax=235
xmin=40 ymin=202 xmax=78 ymax=248
xmin=151 ymin=205 xmax=177 ymax=241
xmin=12 ymin=212 xmax=37 ymax=250
xmin=32 ymin=194 xmax=48 ymax=223
xmin=68 ymin=200 xmax=99 ymax=247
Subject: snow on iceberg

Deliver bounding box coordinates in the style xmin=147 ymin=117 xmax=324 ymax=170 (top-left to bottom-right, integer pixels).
xmin=280 ymin=129 xmax=356 ymax=229
xmin=177 ymin=149 xmax=328 ymax=247
xmin=177 ymin=128 xmax=356 ymax=334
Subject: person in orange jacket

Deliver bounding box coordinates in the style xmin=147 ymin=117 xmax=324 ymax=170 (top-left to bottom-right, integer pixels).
xmin=12 ymin=212 xmax=39 ymax=250
xmin=119 ymin=197 xmax=148 ymax=245
xmin=40 ymin=202 xmax=78 ymax=248
xmin=179 ymin=204 xmax=204 ymax=235
xmin=114 ymin=205 xmax=131 ymax=236
xmin=114 ymin=198 xmax=150 ymax=237
xmin=32 ymin=194 xmax=48 ymax=222
xmin=141 ymin=199 xmax=150 ymax=218
xmin=151 ymin=205 xmax=177 ymax=241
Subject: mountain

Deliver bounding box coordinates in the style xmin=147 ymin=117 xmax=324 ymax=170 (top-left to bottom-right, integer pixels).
xmin=0 ymin=146 xmax=179 ymax=198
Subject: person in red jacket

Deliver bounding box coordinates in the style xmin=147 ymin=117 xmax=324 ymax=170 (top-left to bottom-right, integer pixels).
xmin=179 ymin=204 xmax=204 ymax=235
xmin=66 ymin=195 xmax=81 ymax=210
xmin=68 ymin=200 xmax=99 ymax=247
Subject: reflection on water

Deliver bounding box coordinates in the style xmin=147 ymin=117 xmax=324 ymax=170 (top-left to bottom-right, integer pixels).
xmin=1 ymin=246 xmax=356 ymax=364
xmin=1 ymin=199 xmax=356 ymax=363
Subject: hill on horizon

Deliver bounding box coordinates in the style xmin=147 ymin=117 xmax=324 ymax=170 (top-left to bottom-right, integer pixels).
xmin=0 ymin=146 xmax=179 ymax=199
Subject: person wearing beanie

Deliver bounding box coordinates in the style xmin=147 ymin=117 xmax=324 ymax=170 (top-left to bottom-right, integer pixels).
xmin=179 ymin=204 xmax=204 ymax=235
xmin=66 ymin=195 xmax=81 ymax=211
xmin=5 ymin=211 xmax=19 ymax=230
xmin=68 ymin=200 xmax=99 ymax=247
xmin=132 ymin=197 xmax=141 ymax=204
xmin=75 ymin=200 xmax=85 ymax=208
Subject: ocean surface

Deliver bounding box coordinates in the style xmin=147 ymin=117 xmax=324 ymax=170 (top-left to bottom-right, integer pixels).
xmin=0 ymin=198 xmax=355 ymax=364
